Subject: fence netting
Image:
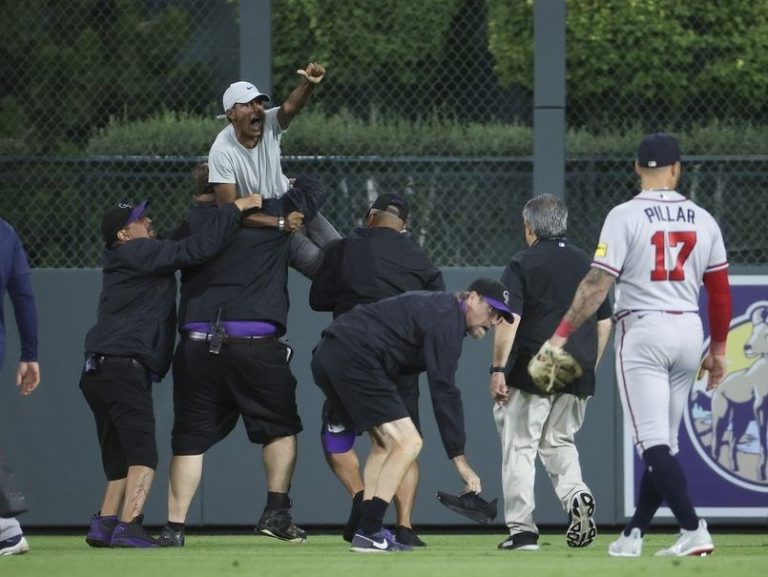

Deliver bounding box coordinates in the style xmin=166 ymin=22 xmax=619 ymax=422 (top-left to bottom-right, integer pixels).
xmin=0 ymin=0 xmax=765 ymax=268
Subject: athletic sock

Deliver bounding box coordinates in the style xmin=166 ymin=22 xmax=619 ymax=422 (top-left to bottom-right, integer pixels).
xmin=343 ymin=491 xmax=364 ymax=542
xmin=166 ymin=521 xmax=185 ymax=531
xmin=359 ymin=497 xmax=389 ymax=535
xmin=643 ymin=445 xmax=699 ymax=531
xmin=625 ymin=469 xmax=663 ymax=536
xmin=265 ymin=491 xmax=291 ymax=510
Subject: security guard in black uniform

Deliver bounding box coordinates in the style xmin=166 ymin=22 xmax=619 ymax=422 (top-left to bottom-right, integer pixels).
xmin=159 ymin=176 xmax=325 ymax=547
xmin=309 ymin=193 xmax=444 ymax=547
xmin=81 ymin=196 xmax=258 ymax=548
xmin=489 ymin=193 xmax=612 ymax=551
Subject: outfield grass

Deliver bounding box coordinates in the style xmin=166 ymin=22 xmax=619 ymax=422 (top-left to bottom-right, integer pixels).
xmin=3 ymin=532 xmax=766 ymax=577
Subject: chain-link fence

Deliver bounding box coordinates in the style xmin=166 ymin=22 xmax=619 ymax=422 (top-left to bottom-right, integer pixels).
xmin=1 ymin=0 xmax=766 ymax=268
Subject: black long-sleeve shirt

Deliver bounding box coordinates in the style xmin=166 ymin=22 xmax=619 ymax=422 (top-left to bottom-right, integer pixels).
xmin=177 ymin=176 xmax=325 ymax=331
xmin=84 ymin=203 xmax=242 ymax=376
xmin=323 ymin=291 xmax=468 ymax=458
xmin=310 ymin=227 xmax=444 ymax=317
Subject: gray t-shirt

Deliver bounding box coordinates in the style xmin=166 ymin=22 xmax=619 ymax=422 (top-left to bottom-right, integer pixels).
xmin=207 ymin=107 xmax=290 ymax=199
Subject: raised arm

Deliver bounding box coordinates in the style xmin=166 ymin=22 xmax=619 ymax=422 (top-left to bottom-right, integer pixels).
xmin=277 ymin=62 xmax=326 ymax=129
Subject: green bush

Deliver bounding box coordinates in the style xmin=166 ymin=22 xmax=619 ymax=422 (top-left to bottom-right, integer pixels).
xmin=86 ymin=111 xmax=224 ymax=156
xmin=85 ymin=110 xmax=768 ymax=157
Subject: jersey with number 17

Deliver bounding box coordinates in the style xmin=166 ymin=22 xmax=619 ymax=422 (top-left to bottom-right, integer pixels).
xmin=591 ymin=190 xmax=728 ymax=312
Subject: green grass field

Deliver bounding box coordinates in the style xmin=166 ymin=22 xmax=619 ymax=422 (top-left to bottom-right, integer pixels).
xmin=3 ymin=532 xmax=766 ymax=577
xmin=6 ymin=531 xmax=768 ymax=577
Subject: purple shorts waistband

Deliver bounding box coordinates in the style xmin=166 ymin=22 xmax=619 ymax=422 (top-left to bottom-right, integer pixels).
xmin=182 ymin=320 xmax=277 ymax=337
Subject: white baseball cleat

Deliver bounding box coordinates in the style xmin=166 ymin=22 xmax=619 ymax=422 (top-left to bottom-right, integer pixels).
xmin=608 ymin=527 xmax=643 ymax=557
xmin=0 ymin=535 xmax=29 ymax=556
xmin=654 ymin=520 xmax=714 ymax=557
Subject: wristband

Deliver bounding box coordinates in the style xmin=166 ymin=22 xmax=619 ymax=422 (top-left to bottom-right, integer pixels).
xmin=489 ymin=365 xmax=506 ymax=374
xmin=277 ymin=216 xmax=285 ymax=232
xmin=554 ymin=319 xmax=576 ymax=339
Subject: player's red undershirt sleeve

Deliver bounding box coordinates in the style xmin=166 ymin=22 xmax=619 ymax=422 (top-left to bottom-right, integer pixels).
xmin=703 ymin=269 xmax=731 ymax=355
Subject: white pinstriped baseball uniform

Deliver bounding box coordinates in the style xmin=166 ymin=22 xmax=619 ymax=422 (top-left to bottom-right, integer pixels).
xmin=593 ymin=189 xmax=728 ymax=454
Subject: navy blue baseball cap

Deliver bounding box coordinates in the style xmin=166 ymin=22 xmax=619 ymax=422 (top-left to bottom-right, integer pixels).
xmin=369 ymin=193 xmax=409 ymax=222
xmin=637 ymin=133 xmax=681 ymax=168
xmin=101 ymin=200 xmax=149 ymax=248
xmin=468 ymin=278 xmax=514 ymax=323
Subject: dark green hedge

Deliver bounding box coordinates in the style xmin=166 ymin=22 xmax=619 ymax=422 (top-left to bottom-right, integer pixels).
xmin=77 ymin=111 xmax=768 ymax=157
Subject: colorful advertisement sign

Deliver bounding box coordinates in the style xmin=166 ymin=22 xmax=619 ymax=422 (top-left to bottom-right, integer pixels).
xmin=624 ymin=276 xmax=768 ymax=517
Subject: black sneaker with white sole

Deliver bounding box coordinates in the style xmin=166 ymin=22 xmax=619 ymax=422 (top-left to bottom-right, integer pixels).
xmin=256 ymin=508 xmax=307 ymax=543
xmin=566 ymin=491 xmax=597 ymax=548
xmin=498 ymin=531 xmax=540 ymax=551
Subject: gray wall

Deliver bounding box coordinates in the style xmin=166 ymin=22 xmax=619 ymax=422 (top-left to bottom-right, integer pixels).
xmin=2 ymin=268 xmax=620 ymax=528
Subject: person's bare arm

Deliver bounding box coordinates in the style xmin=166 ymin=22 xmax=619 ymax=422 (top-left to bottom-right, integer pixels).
xmin=214 ymin=182 xmax=272 ymax=227
xmin=451 ymin=454 xmax=481 ymax=494
xmin=277 ymin=62 xmax=326 ymax=129
xmin=595 ymin=318 xmax=612 ymax=368
xmin=551 ymin=268 xmax=615 ymax=348
xmin=17 ymin=361 xmax=40 ymax=396
xmin=489 ymin=314 xmax=520 ymax=404
xmin=214 ymin=182 xmax=237 ymax=206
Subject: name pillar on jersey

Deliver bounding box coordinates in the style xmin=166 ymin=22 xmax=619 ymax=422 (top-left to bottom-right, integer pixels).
xmin=644 ymin=206 xmax=696 ymax=224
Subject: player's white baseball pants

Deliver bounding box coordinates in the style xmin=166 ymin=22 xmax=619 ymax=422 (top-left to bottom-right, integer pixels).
xmin=0 ymin=517 xmax=22 ymax=541
xmin=493 ymin=388 xmax=590 ymax=535
xmin=614 ymin=311 xmax=703 ymax=455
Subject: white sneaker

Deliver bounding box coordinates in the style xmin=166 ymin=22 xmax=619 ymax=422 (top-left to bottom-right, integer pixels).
xmin=608 ymin=527 xmax=643 ymax=557
xmin=655 ymin=520 xmax=714 ymax=557
xmin=566 ymin=491 xmax=597 ymax=548
xmin=0 ymin=535 xmax=29 ymax=556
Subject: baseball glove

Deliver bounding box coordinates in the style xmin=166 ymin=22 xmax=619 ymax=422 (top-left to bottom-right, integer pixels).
xmin=528 ymin=340 xmax=583 ymax=394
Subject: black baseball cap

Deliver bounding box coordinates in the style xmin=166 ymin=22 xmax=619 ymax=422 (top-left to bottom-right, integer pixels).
xmin=468 ymin=278 xmax=514 ymax=322
xmin=101 ymin=200 xmax=149 ymax=248
xmin=369 ymin=193 xmax=409 ymax=222
xmin=637 ymin=133 xmax=681 ymax=168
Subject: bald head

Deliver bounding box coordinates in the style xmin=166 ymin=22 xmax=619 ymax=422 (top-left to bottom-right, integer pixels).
xmin=368 ymin=208 xmax=406 ymax=231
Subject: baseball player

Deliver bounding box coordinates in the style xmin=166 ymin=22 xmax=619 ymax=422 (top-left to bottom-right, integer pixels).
xmin=208 ymin=62 xmax=341 ymax=278
xmin=536 ymin=133 xmax=731 ymax=557
xmin=0 ymin=218 xmax=40 ymax=556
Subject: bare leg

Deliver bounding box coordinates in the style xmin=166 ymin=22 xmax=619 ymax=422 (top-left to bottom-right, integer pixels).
xmin=263 ymin=435 xmax=297 ymax=492
xmin=99 ymin=478 xmax=126 ymax=516
xmin=393 ymin=461 xmax=419 ymax=527
xmin=168 ymin=454 xmax=204 ymax=523
xmin=366 ymin=418 xmax=422 ymax=502
xmin=325 ymin=449 xmax=364 ymax=496
xmin=120 ymin=465 xmax=154 ymax=522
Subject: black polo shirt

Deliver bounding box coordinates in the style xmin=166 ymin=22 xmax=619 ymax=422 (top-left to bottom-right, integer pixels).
xmin=501 ymin=238 xmax=611 ymax=397
xmin=309 ymin=227 xmax=445 ymax=318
